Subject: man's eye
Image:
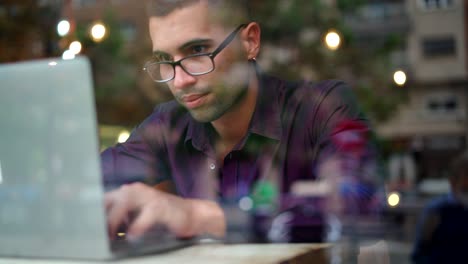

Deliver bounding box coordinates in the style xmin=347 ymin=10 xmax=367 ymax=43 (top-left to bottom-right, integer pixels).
xmin=191 ymin=45 xmax=207 ymax=54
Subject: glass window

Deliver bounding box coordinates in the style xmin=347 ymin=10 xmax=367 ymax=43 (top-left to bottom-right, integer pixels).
xmin=422 ymin=36 xmax=456 ymax=57
xmin=418 ymin=0 xmax=455 ymax=11
xmin=425 ymin=94 xmax=459 ymax=117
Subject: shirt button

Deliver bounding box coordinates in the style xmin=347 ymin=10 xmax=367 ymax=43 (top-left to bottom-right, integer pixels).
xmin=209 ymin=163 xmax=216 ymax=170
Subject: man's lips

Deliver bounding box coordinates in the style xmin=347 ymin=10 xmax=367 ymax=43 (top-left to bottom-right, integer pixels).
xmin=181 ymin=93 xmax=209 ymax=109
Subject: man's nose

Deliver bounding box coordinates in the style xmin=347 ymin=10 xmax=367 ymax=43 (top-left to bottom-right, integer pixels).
xmin=173 ymin=65 xmax=197 ymax=90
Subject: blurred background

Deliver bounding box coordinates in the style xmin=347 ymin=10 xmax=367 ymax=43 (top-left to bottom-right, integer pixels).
xmin=1 ymin=0 xmax=467 ymax=262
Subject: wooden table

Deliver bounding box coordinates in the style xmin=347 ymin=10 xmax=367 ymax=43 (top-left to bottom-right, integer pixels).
xmin=0 ymin=243 xmax=330 ymax=264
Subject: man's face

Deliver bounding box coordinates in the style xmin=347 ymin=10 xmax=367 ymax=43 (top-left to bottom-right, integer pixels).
xmin=148 ymin=2 xmax=250 ymax=122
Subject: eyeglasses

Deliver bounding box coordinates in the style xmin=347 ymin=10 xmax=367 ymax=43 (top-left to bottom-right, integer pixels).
xmin=143 ymin=24 xmax=247 ymax=83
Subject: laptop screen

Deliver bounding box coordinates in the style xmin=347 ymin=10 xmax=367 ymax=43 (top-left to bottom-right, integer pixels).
xmin=0 ymin=57 xmax=111 ymax=259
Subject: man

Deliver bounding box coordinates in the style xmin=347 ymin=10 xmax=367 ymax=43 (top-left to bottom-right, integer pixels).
xmin=102 ymin=0 xmax=379 ymax=242
xmin=411 ymin=151 xmax=468 ymax=263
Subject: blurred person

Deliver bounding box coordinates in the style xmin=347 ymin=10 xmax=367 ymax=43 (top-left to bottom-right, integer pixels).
xmin=387 ymin=138 xmax=417 ymax=192
xmin=411 ymin=151 xmax=468 ymax=263
xmin=102 ymin=0 xmax=381 ymax=243
xmin=387 ymin=152 xmax=417 ymax=191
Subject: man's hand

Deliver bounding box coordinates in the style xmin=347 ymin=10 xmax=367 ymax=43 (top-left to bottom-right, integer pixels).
xmin=105 ymin=182 xmax=226 ymax=240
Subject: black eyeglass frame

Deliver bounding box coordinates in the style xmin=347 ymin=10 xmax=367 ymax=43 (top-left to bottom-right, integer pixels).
xmin=143 ymin=23 xmax=248 ymax=83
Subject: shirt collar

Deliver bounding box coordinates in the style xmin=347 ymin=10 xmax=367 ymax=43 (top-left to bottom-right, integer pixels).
xmin=248 ymin=69 xmax=283 ymax=141
xmin=185 ymin=119 xmax=214 ymax=154
xmin=184 ymin=66 xmax=283 ymax=152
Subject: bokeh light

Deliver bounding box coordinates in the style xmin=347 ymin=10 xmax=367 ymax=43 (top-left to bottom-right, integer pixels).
xmin=69 ymin=41 xmax=82 ymax=55
xmin=91 ymin=23 xmax=107 ymax=42
xmin=387 ymin=192 xmax=400 ymax=207
xmin=393 ymin=70 xmax=407 ymax=86
xmin=62 ymin=50 xmax=75 ymax=60
xmin=57 ymin=20 xmax=70 ymax=37
xmin=239 ymin=196 xmax=253 ymax=211
xmin=324 ymin=30 xmax=341 ymax=51
xmin=117 ymin=130 xmax=130 ymax=143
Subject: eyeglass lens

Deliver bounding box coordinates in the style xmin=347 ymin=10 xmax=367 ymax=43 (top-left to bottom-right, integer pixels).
xmin=147 ymin=55 xmax=214 ymax=82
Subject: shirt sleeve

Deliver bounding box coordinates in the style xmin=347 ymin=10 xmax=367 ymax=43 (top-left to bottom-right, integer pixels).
xmin=100 ymin=107 xmax=172 ymax=190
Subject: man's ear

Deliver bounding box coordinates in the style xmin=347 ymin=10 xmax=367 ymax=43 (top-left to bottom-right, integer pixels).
xmin=240 ymin=22 xmax=261 ymax=60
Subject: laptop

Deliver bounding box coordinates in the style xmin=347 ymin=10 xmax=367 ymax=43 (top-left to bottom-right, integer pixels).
xmin=0 ymin=57 xmax=195 ymax=260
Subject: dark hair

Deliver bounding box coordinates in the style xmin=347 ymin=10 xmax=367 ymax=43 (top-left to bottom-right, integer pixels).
xmin=146 ymin=0 xmax=200 ymax=16
xmin=449 ymin=151 xmax=468 ymax=180
xmin=145 ymin=0 xmax=253 ymax=25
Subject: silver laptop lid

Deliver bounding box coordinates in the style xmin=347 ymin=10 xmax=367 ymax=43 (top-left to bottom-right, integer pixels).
xmin=0 ymin=57 xmax=112 ymax=259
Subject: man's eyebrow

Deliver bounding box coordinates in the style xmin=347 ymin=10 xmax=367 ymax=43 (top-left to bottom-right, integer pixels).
xmin=179 ymin=38 xmax=213 ymax=51
xmin=151 ymin=38 xmax=214 ymax=59
xmin=152 ymin=50 xmax=171 ymax=59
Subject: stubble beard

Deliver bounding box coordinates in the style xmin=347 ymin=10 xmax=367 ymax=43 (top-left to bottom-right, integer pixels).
xmin=182 ymin=84 xmax=249 ymax=123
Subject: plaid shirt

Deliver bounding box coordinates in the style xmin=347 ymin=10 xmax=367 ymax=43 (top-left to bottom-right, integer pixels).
xmin=101 ymin=70 xmax=380 ymax=242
